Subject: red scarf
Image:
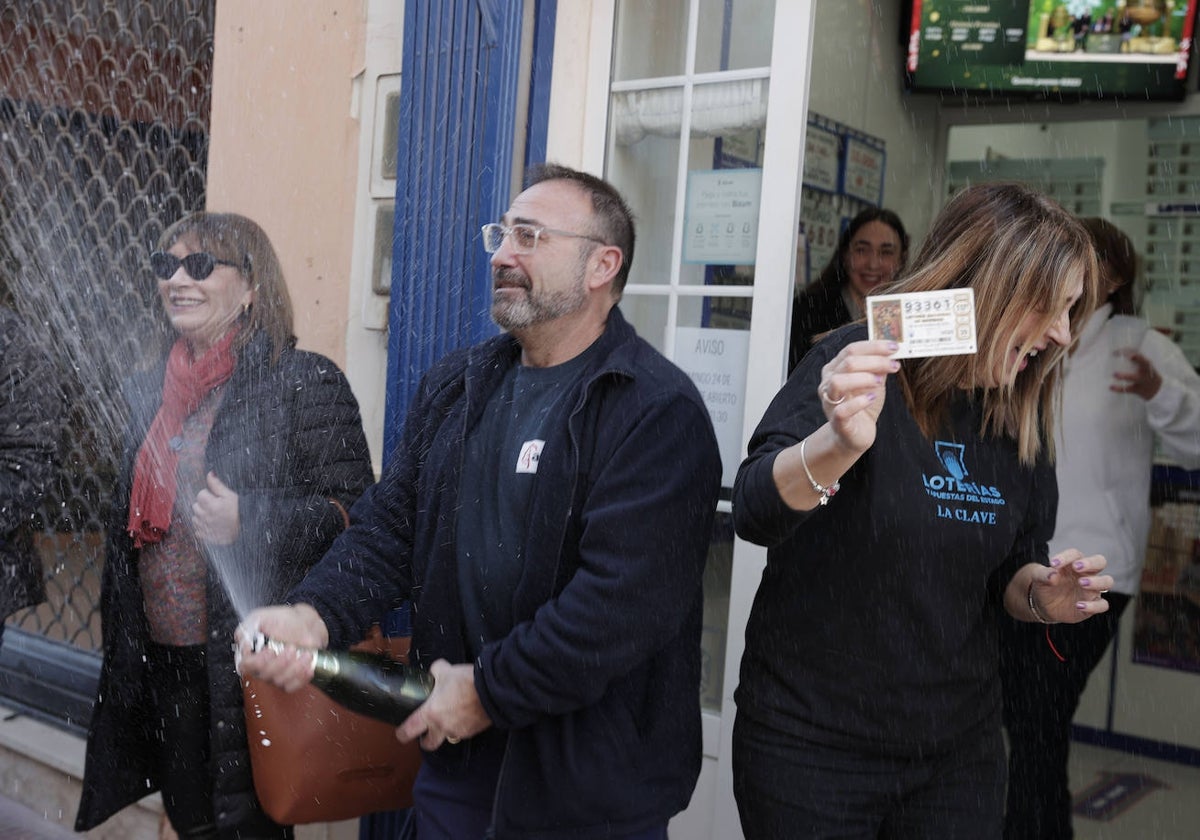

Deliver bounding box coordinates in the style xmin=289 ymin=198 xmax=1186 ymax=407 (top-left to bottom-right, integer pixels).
xmin=128 ymin=331 xmax=238 ymax=547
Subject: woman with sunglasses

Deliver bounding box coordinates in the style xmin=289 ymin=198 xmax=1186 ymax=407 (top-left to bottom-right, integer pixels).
xmin=732 ymin=183 xmax=1114 ymax=838
xmin=76 ymin=212 xmax=373 ymax=840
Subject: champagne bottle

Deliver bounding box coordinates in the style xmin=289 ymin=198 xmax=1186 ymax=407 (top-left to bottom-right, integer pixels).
xmin=253 ymin=633 xmax=433 ymax=726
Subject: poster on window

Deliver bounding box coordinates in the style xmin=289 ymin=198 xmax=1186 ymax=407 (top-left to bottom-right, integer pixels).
xmin=800 ymin=190 xmax=843 ymax=284
xmin=716 ymin=131 xmax=762 ymax=169
xmin=803 ymin=122 xmax=840 ymax=194
xmin=1132 ymin=484 xmax=1200 ymax=672
xmin=842 ymin=135 xmax=886 ymax=206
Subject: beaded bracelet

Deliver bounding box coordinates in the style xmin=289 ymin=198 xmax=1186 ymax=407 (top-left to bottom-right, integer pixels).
xmin=799 ymin=438 xmax=839 ymax=506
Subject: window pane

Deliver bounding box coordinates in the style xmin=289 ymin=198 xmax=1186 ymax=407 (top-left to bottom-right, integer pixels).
xmin=620 ymin=293 xmax=753 ymax=352
xmin=612 ymin=0 xmax=688 ymax=81
xmin=695 ymin=0 xmax=776 ymax=73
xmin=623 ymin=293 xmax=751 ymax=488
xmin=609 ymin=0 xmax=782 ymax=723
xmin=612 ymin=0 xmax=777 ymax=81
xmin=621 ymin=294 xmax=671 ymax=349
xmin=607 ymin=79 xmax=769 ymax=287
xmin=607 ymin=126 xmax=681 ymax=287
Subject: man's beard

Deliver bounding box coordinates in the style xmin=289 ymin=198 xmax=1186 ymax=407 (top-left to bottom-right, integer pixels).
xmin=491 ymin=265 xmax=588 ymax=331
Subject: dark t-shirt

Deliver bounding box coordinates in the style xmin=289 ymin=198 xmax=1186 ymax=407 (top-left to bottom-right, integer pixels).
xmin=734 ymin=324 xmax=1057 ymax=756
xmin=457 ymin=342 xmax=598 ymax=657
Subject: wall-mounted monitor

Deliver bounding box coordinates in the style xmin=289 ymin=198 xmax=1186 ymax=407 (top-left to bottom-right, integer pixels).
xmin=904 ymin=1 xmax=1198 ymax=102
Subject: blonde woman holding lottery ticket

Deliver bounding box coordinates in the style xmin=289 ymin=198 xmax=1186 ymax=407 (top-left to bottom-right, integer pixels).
xmin=731 ymin=182 xmax=1113 ymax=839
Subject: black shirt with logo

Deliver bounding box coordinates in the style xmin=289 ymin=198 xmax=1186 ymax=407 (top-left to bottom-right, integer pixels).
xmin=733 ymin=324 xmax=1057 ymax=756
xmin=457 ymin=342 xmax=599 ymax=657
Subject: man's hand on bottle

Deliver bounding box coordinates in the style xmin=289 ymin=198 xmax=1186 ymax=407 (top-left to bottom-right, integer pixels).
xmin=397 ymin=659 xmax=492 ymax=750
xmin=234 ymin=603 xmax=330 ymax=692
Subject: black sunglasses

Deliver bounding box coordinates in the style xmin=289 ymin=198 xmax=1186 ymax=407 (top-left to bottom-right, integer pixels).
xmin=150 ymin=251 xmax=242 ymax=281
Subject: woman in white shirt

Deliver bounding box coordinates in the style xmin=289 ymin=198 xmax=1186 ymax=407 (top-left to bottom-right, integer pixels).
xmin=999 ymin=217 xmax=1200 ymax=840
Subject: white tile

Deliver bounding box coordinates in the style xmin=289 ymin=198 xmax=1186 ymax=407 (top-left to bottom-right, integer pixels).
xmin=1070 ymin=742 xmax=1200 ymax=839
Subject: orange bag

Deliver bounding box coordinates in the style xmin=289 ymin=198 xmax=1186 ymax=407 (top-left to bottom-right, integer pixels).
xmin=242 ymin=627 xmax=421 ymax=824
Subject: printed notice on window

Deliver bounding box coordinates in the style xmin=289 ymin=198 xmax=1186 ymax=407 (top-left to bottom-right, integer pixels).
xmin=675 ymin=326 xmax=750 ymax=486
xmin=683 ymin=169 xmax=762 ymax=265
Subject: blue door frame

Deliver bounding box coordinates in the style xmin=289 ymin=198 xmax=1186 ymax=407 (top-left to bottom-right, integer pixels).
xmin=383 ymin=0 xmax=557 ymax=463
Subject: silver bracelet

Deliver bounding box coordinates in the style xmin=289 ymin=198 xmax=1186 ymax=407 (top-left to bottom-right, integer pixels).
xmin=1027 ymin=580 xmax=1057 ymax=624
xmin=799 ymin=438 xmax=840 ymax=506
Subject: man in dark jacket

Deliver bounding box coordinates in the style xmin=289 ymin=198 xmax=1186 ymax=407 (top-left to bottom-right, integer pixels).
xmin=239 ymin=164 xmax=722 ymax=839
xmin=0 ymin=305 xmax=61 ymax=647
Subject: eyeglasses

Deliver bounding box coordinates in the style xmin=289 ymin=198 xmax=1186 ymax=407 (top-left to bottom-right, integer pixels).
xmin=150 ymin=251 xmax=242 ymax=281
xmin=481 ymin=223 xmax=607 ymax=255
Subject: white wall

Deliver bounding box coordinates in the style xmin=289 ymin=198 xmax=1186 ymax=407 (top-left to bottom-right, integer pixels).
xmin=344 ymin=0 xmax=405 ymax=472
xmin=945 ymin=118 xmax=1161 ymax=213
xmin=208 ymin=1 xmax=363 ymax=367
xmin=208 ymin=1 xmax=402 ymax=472
xmin=807 ymin=0 xmax=942 ymax=240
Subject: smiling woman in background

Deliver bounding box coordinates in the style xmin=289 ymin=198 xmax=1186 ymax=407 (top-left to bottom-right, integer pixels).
xmin=733 ymin=183 xmax=1114 ymax=839
xmin=788 ymin=207 xmax=909 ymax=373
xmin=75 ymin=212 xmax=373 ymax=840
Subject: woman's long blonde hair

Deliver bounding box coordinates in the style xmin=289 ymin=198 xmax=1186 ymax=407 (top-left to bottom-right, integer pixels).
xmin=887 ymin=183 xmax=1098 ymax=464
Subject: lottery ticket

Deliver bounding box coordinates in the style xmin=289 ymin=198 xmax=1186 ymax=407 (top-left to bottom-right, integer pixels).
xmin=866 ymin=289 xmax=977 ymax=359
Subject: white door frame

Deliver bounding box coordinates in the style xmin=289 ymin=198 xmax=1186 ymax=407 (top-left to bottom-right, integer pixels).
xmin=568 ymin=2 xmax=818 ymax=836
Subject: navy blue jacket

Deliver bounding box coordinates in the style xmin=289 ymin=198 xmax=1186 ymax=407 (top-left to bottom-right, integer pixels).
xmin=291 ymin=307 xmax=721 ymax=839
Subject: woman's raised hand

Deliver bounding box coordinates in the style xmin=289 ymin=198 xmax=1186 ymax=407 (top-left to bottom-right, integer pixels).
xmin=818 ymin=340 xmax=900 ymax=454
xmin=1110 ymin=349 xmax=1163 ymax=401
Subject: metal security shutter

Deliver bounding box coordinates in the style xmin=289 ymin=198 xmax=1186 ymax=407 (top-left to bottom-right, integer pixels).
xmin=0 ymin=0 xmax=214 ymax=732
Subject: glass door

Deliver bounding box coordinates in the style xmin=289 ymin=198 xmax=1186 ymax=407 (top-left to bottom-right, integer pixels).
xmin=599 ymin=2 xmax=816 ymax=835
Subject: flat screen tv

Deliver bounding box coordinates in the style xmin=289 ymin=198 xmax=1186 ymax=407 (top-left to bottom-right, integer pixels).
xmin=905 ymin=1 xmax=1198 ymax=101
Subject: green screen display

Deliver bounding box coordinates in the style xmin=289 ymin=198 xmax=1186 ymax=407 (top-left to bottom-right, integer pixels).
xmin=906 ymin=0 xmax=1197 ymax=100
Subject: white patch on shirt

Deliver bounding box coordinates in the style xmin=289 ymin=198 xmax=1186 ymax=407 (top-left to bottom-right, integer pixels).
xmin=515 ymin=439 xmax=545 ymax=474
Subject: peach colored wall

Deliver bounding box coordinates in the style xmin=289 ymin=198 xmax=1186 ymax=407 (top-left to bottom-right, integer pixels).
xmin=206 ymin=1 xmax=364 ymax=366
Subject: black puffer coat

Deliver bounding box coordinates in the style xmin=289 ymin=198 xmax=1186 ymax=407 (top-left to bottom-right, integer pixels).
xmin=75 ymin=332 xmax=373 ymax=838
xmin=0 ymin=306 xmax=61 ymax=623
